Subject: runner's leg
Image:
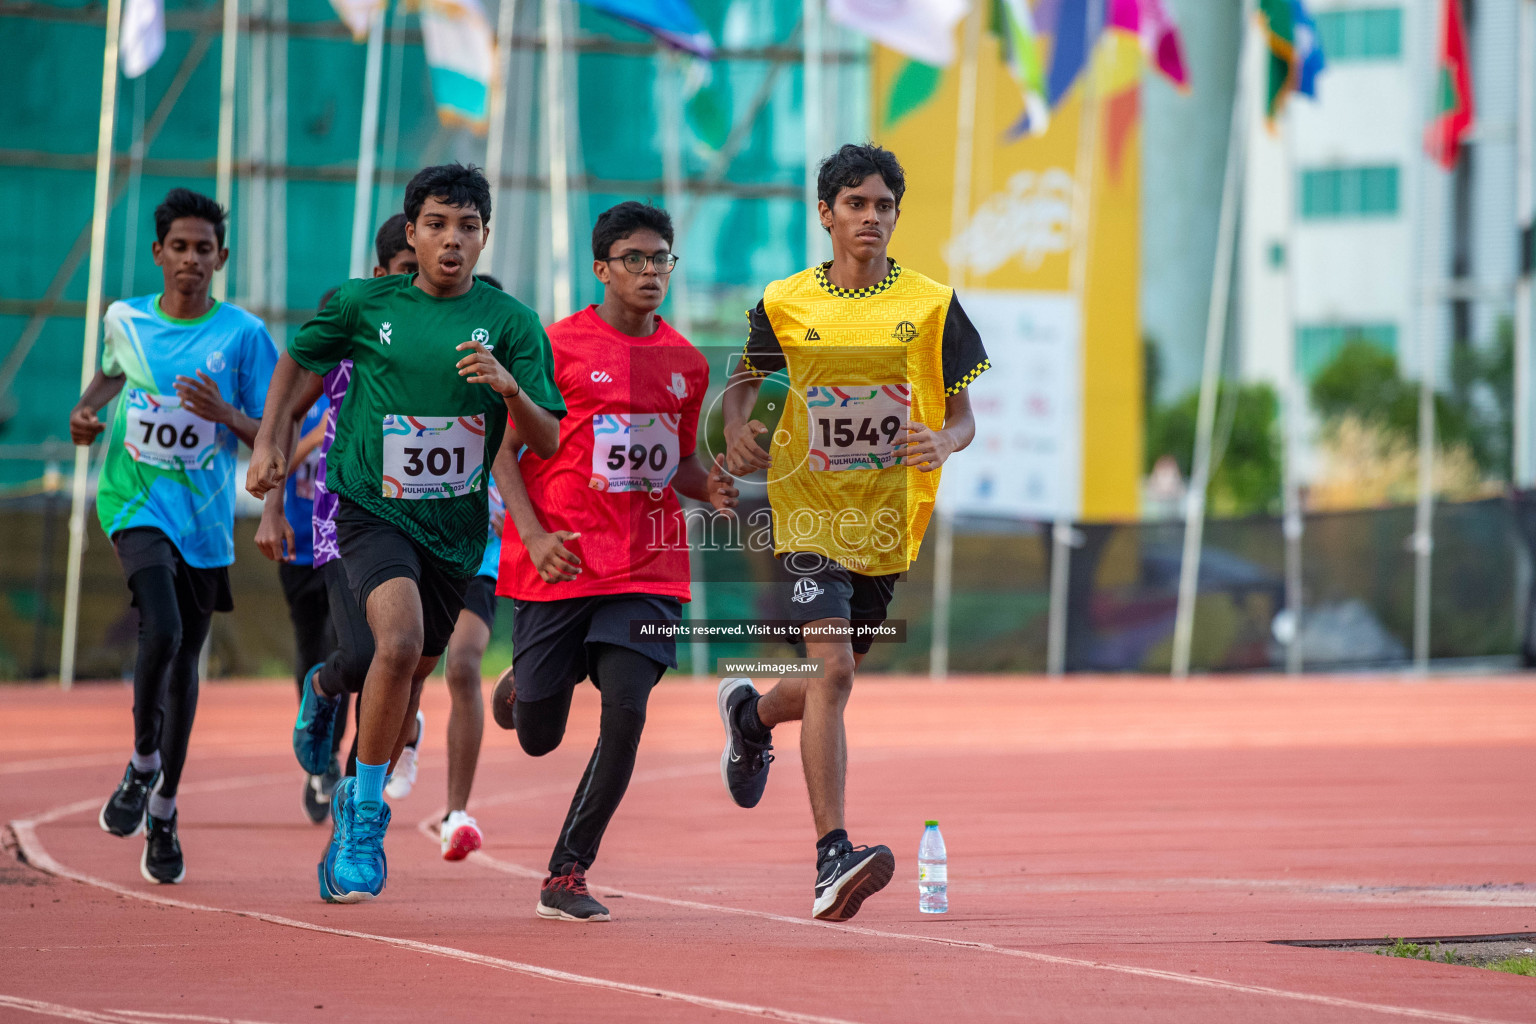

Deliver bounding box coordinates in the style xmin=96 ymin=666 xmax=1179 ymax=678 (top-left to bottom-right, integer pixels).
xmin=755 ymin=626 xmax=858 ymax=836
xmin=444 ymin=607 xmax=489 ymax=812
xmin=126 ymin=566 xmax=180 ymax=770
xmin=155 ymin=570 xmax=215 ymax=803
xmin=514 ymin=687 xmax=575 ymax=756
xmin=358 ymin=576 xmax=428 ymax=770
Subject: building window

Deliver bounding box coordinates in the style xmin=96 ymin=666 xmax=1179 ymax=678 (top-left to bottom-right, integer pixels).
xmin=1299 ymin=166 xmax=1400 ymax=219
xmin=1314 ymin=7 xmax=1402 ymax=60
xmin=1296 ymin=323 xmax=1398 ymax=380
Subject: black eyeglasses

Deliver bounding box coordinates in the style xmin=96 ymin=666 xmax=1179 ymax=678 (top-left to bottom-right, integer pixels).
xmin=602 ymin=252 xmax=679 ymax=274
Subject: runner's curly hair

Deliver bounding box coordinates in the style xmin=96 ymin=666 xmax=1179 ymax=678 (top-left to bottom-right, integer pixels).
xmin=816 ymin=144 xmax=906 ymax=210
xmin=154 ymin=188 xmax=227 ymax=246
xmin=404 ymin=163 xmax=492 ymax=224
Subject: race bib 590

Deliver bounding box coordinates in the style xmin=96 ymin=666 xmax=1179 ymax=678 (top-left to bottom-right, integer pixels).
xmin=123 ymin=390 xmax=216 ymax=471
xmin=806 ymin=384 xmax=911 ymax=471
xmin=382 ymin=414 xmax=486 ymax=499
xmin=590 ymin=413 xmax=681 ymax=493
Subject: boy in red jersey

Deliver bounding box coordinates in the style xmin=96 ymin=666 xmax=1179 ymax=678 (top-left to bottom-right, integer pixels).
xmin=490 ymin=201 xmax=736 ymax=921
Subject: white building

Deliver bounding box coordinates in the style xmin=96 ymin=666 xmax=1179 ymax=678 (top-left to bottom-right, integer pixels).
xmin=1235 ymin=0 xmax=1531 ymax=475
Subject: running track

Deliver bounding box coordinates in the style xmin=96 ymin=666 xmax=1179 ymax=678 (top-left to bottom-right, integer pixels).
xmin=3 ymin=677 xmax=1535 ymax=1023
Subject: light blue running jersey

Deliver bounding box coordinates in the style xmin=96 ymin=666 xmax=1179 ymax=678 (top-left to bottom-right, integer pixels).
xmin=96 ymin=295 xmax=278 ymax=568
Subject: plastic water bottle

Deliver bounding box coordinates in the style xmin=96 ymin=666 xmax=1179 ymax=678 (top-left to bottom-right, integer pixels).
xmin=918 ymin=820 xmax=948 ymax=914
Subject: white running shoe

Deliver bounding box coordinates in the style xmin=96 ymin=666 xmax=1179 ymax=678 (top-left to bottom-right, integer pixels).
xmin=440 ymin=810 xmax=484 ymax=861
xmin=385 ymin=710 xmax=424 ymax=799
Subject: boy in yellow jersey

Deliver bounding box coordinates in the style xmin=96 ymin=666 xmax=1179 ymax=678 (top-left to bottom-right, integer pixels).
xmin=719 ymin=144 xmax=989 ymax=922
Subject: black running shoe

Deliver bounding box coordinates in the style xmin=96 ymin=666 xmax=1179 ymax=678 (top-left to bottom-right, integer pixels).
xmin=536 ymin=865 xmax=611 ymax=921
xmin=491 ymin=663 xmax=517 ymax=730
xmin=717 ymin=677 xmax=773 ymax=808
xmin=812 ymin=839 xmax=895 ymax=922
xmin=99 ymin=762 xmax=159 ymax=837
xmin=141 ymin=811 xmax=185 ymax=884
xmin=303 ymin=756 xmax=343 ymax=825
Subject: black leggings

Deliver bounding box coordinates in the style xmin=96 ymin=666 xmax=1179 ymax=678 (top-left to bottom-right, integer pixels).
xmin=515 ymin=644 xmax=662 ymax=874
xmin=128 ymin=566 xmax=213 ymax=799
xmin=281 ymin=562 xmax=346 ymax=755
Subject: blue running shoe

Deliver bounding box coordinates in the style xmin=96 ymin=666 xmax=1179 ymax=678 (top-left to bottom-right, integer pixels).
xmin=317 ymin=777 xmax=353 ymax=903
xmin=293 ymin=663 xmax=342 ymax=775
xmin=322 ymin=777 xmax=389 ymax=903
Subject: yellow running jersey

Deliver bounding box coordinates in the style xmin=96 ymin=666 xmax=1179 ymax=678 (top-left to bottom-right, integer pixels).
xmin=742 ymin=260 xmax=989 ymax=574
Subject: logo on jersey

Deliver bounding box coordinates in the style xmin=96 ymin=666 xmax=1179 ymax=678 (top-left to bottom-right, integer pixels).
xmin=591 ymin=370 xmax=613 ymax=383
xmin=379 ymin=322 xmax=393 ymax=346
xmin=471 ymin=328 xmax=489 ymax=344
xmin=791 ymin=577 xmax=825 ymax=605
xmin=804 ymin=328 xmax=821 ymax=341
xmin=892 ymin=321 xmax=918 ymax=343
xmin=667 ymin=372 xmax=688 ymax=400
xmin=205 ymin=351 xmax=226 ymax=373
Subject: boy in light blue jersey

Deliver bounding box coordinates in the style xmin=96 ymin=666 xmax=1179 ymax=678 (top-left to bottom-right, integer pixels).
xmin=69 ymin=188 xmax=278 ymax=885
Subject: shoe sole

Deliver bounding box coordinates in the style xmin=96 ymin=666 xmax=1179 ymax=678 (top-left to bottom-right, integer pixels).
xmin=140 ymin=842 xmax=185 ymax=885
xmin=99 ymin=800 xmax=145 ymax=838
xmin=441 ymin=825 xmax=482 ymax=862
xmin=716 ymin=677 xmax=757 ymax=808
xmin=534 ymin=901 xmax=611 ymax=922
xmin=318 ymin=862 xmax=379 ymax=904
xmin=812 ymin=847 xmax=895 ymax=922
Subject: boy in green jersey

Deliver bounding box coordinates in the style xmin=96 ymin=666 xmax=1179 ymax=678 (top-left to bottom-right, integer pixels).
xmin=248 ymin=164 xmax=564 ymax=902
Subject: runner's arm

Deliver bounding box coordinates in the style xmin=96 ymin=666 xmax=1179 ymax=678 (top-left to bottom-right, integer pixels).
xmin=673 ymin=452 xmax=739 ymax=512
xmin=247 ymin=354 xmax=323 ymax=498
xmin=69 ymin=370 xmax=126 ymax=445
xmin=722 ymin=357 xmax=771 ymax=475
xmin=901 ymin=390 xmax=976 ymax=473
xmin=291 ymin=417 xmax=327 ymax=467
xmin=174 ymin=370 xmax=261 ymax=447
xmin=457 ymin=341 xmax=562 ymax=458
xmin=491 ymin=429 xmax=580 ymax=582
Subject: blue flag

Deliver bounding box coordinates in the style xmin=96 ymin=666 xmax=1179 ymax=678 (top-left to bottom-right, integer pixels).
xmin=1044 ymin=0 xmax=1102 ymax=106
xmin=1291 ymin=0 xmax=1326 ymax=98
xmin=577 ymin=0 xmax=714 ymax=58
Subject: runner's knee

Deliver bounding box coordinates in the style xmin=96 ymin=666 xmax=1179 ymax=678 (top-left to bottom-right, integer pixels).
xmin=515 ymin=692 xmax=571 ymax=756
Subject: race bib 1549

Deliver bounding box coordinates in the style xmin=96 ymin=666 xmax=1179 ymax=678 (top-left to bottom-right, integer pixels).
xmin=382 ymin=414 xmax=486 ymax=499
xmin=806 ymin=384 xmax=911 ymax=471
xmin=123 ymin=390 xmax=217 ymax=471
xmin=590 ymin=413 xmax=681 ymax=493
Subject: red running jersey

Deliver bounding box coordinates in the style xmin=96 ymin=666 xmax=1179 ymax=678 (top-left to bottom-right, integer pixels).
xmin=498 ymin=306 xmax=709 ymax=602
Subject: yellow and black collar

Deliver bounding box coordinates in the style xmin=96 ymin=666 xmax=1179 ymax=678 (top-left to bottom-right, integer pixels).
xmin=813 ymin=259 xmax=902 ymax=299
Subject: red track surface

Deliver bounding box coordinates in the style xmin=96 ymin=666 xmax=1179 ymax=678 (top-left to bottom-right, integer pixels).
xmin=4 ymin=676 xmax=1536 ymax=1023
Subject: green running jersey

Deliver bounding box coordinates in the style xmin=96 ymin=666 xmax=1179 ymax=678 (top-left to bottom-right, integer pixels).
xmin=289 ymin=274 xmax=565 ymax=577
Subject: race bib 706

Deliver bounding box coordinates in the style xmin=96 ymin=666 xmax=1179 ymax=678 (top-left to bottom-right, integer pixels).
xmin=805 ymin=384 xmax=911 ymax=471
xmin=382 ymin=414 xmax=486 ymax=499
xmin=123 ymin=390 xmax=217 ymax=471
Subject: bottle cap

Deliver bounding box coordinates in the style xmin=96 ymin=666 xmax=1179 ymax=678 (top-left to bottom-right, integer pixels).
xmin=924 ymin=820 xmax=938 ymax=827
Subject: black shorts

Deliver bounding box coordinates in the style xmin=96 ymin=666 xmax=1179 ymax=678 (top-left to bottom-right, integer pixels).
xmin=462 ymin=574 xmax=498 ymax=630
xmin=334 ymin=500 xmax=470 ymax=659
xmin=278 ymin=560 xmax=327 ymax=609
xmin=113 ymin=527 xmax=233 ymax=616
xmin=772 ymin=551 xmax=900 ymax=655
xmin=510 ymin=593 xmax=680 ymax=703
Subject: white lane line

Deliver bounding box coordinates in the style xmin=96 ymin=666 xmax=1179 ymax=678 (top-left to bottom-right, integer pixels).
xmin=0 ymin=995 xmax=142 ymax=1024
xmin=7 ymin=799 xmax=866 ymax=1024
xmin=108 ymin=1012 xmax=287 ymax=1023
xmin=427 ymin=778 xmax=1526 ymax=1024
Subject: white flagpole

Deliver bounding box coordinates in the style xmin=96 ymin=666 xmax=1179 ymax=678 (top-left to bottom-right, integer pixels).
xmin=803 ymin=0 xmax=824 ymax=267
xmin=269 ymin=0 xmax=288 ymax=328
xmin=483 ymin=0 xmax=519 ymax=270
xmin=213 ymin=0 xmax=239 ymax=301
xmin=543 ymin=0 xmax=573 ymax=319
xmin=1280 ymin=114 xmax=1304 ymax=674
xmin=60 ymin=0 xmax=126 ymax=688
xmin=1171 ymin=7 xmax=1250 ymax=678
xmin=931 ymin=3 xmax=983 ymax=681
xmin=349 ymin=5 xmax=386 ymax=279
xmin=1515 ymin=0 xmax=1534 ymax=487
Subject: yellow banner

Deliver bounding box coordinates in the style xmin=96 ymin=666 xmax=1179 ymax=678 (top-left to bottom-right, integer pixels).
xmin=870 ymin=32 xmax=1143 ymax=522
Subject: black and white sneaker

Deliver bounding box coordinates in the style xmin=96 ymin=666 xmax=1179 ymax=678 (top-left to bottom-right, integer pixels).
xmin=717 ymin=677 xmax=773 ymax=808
xmin=302 ymin=757 xmax=341 ymax=825
xmin=141 ymin=811 xmax=185 ymax=884
xmin=100 ymin=762 xmax=159 ymax=837
xmin=812 ymin=839 xmax=895 ymax=922
xmin=536 ymin=865 xmax=611 ymax=921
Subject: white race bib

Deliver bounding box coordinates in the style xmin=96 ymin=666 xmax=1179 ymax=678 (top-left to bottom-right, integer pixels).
xmin=123 ymin=390 xmax=216 ymax=471
xmin=381 ymin=414 xmax=486 ymax=499
xmin=589 ymin=413 xmax=681 ymax=493
xmin=805 ymin=384 xmax=911 ymax=471
xmin=293 ymin=446 xmax=321 ymax=500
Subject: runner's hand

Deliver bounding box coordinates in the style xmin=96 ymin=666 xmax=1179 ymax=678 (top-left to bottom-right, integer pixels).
xmin=724 ymin=419 xmax=771 ymax=475
xmin=69 ymin=405 xmax=105 ymax=445
xmin=706 ymin=453 xmax=739 ymax=513
xmin=900 ymin=422 xmax=953 ymax=472
xmin=456 ymin=340 xmax=520 ymax=397
xmin=528 ymin=529 xmax=581 ymax=584
xmin=246 ymin=442 xmax=287 ymax=498
xmin=174 ymin=370 xmax=237 ymax=424
xmin=255 ymin=505 xmax=296 ymax=563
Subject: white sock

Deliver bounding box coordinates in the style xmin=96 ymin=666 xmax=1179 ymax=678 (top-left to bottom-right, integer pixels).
xmin=148 ymin=792 xmax=175 ymax=819
xmin=131 ymin=750 xmax=162 ymax=774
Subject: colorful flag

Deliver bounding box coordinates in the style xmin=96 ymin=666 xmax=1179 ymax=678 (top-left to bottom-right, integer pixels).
xmin=1291 ymin=0 xmax=1325 ymax=98
xmin=828 ymin=0 xmax=970 ymax=68
xmin=329 ymin=0 xmax=385 ymax=42
xmin=1045 ymin=0 xmax=1100 ymax=106
xmin=578 ymin=0 xmax=715 ymax=58
xmin=120 ymin=0 xmax=165 ymax=78
xmin=995 ymin=0 xmax=1050 ymax=135
xmin=1107 ymin=0 xmax=1188 ymax=90
xmin=420 ymin=0 xmax=495 ymax=133
xmin=1258 ymin=0 xmax=1296 ymax=120
xmin=1424 ymin=0 xmax=1474 ymax=169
